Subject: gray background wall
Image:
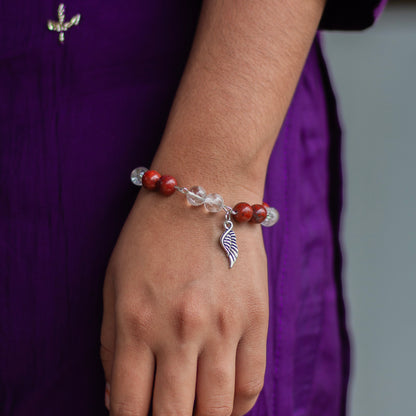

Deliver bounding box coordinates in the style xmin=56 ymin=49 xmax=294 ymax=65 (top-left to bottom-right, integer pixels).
xmin=322 ymin=4 xmax=416 ymax=415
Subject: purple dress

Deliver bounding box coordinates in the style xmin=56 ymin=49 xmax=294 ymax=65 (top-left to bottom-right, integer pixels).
xmin=0 ymin=1 xmax=386 ymax=415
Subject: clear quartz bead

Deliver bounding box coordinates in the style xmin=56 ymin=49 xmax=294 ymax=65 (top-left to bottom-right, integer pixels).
xmin=261 ymin=207 xmax=280 ymax=227
xmin=186 ymin=186 xmax=207 ymax=206
xmin=130 ymin=167 xmax=148 ymax=186
xmin=204 ymin=193 xmax=224 ymax=213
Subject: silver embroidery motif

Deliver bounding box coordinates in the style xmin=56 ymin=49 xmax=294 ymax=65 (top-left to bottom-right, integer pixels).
xmin=47 ymin=3 xmax=81 ymax=44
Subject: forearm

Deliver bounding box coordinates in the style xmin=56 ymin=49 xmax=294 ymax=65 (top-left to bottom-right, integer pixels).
xmin=103 ymin=4 xmax=329 ymax=413
xmin=152 ymin=0 xmax=326 ymax=199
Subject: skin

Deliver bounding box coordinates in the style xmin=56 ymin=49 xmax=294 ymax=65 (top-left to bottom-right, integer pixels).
xmin=100 ymin=0 xmax=326 ymax=415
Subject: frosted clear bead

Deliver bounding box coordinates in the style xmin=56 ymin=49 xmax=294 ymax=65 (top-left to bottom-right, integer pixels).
xmin=261 ymin=207 xmax=280 ymax=227
xmin=130 ymin=167 xmax=148 ymax=186
xmin=204 ymin=193 xmax=224 ymax=213
xmin=186 ymin=186 xmax=207 ymax=206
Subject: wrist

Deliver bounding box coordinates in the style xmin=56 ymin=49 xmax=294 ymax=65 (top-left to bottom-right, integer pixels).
xmin=129 ymin=165 xmax=279 ymax=269
xmin=150 ymin=143 xmax=268 ymax=204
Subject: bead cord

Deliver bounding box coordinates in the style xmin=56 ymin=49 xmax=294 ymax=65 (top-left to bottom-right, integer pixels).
xmin=131 ymin=167 xmax=279 ymax=227
xmin=130 ymin=166 xmax=280 ymax=268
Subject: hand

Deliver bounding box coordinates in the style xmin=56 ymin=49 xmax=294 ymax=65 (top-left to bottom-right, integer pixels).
xmin=100 ymin=188 xmax=269 ymax=416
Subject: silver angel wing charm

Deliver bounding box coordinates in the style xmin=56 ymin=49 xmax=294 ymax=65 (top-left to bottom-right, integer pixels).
xmin=220 ymin=220 xmax=239 ymax=268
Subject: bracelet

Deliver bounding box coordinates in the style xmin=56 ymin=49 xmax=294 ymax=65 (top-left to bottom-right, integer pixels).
xmin=130 ymin=167 xmax=279 ymax=268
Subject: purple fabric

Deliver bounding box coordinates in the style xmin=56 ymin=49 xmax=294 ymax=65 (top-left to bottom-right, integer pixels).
xmin=0 ymin=1 xmax=385 ymax=415
xmin=320 ymin=0 xmax=388 ymax=30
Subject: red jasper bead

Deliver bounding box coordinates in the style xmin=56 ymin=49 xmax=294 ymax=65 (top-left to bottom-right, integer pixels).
xmin=142 ymin=170 xmax=161 ymax=190
xmin=159 ymin=175 xmax=177 ymax=196
xmin=263 ymin=202 xmax=270 ymax=208
xmin=233 ymin=202 xmax=253 ymax=223
xmin=250 ymin=204 xmax=268 ymax=223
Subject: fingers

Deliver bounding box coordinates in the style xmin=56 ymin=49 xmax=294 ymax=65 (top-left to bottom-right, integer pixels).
xmin=195 ymin=340 xmax=236 ymax=416
xmin=152 ymin=346 xmax=198 ymax=416
xmin=110 ymin=339 xmax=155 ymax=416
xmin=101 ymin=277 xmax=267 ymax=416
xmin=232 ymin=327 xmax=267 ymax=416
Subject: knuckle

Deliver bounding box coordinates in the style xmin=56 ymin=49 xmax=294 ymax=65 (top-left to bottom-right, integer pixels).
xmin=99 ymin=342 xmax=113 ymax=362
xmin=211 ymin=367 xmax=231 ymax=389
xmin=236 ymin=378 xmax=264 ymax=400
xmin=117 ymin=298 xmax=153 ymax=338
xmin=248 ymin=303 xmax=268 ymax=326
xmin=111 ymin=400 xmax=139 ymax=416
xmin=215 ymin=308 xmax=239 ymax=336
xmin=174 ymin=295 xmax=208 ymax=338
xmin=153 ymin=404 xmax=189 ymax=416
xmin=198 ymin=403 xmax=233 ymax=416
